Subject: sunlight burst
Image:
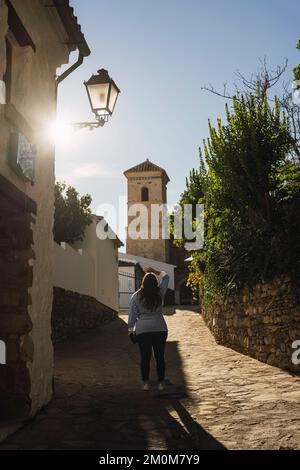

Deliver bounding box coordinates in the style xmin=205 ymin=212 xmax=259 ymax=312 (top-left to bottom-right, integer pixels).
xmin=48 ymin=119 xmax=74 ymax=145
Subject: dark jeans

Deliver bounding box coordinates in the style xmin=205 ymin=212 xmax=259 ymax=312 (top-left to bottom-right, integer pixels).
xmin=136 ymin=331 xmax=168 ymax=382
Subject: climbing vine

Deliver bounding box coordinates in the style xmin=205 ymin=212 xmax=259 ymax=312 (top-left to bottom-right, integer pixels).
xmin=179 ymin=83 xmax=300 ymax=303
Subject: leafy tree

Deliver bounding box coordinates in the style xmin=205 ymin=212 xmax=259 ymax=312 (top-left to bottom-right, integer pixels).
xmin=54 ymin=182 xmax=92 ymax=244
xmin=180 ymin=164 xmax=206 ymax=208
xmin=181 ymin=84 xmax=300 ymax=302
xmin=203 ymin=58 xmax=300 ymax=159
xmin=293 ymin=39 xmax=300 ymax=80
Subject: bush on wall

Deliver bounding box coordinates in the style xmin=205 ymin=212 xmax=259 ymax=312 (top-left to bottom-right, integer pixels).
xmin=180 ymin=84 xmax=300 ymax=303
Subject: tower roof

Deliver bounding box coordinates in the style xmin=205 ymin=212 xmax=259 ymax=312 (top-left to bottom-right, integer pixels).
xmin=124 ymin=158 xmax=170 ymax=182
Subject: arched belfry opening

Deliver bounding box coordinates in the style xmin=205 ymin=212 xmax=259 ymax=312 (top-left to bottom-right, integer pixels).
xmin=141 ymin=186 xmax=149 ymax=202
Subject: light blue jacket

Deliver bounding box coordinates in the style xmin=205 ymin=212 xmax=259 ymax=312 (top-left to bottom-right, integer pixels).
xmin=128 ymin=273 xmax=169 ymax=335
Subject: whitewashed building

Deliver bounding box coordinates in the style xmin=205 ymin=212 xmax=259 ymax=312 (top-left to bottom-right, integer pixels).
xmin=54 ymin=215 xmax=123 ymax=312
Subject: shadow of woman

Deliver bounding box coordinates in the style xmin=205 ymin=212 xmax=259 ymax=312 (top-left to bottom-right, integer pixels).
xmin=0 ymin=315 xmax=226 ymax=450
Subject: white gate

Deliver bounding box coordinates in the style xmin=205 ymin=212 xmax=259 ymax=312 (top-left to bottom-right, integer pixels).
xmin=119 ymin=270 xmax=135 ymax=309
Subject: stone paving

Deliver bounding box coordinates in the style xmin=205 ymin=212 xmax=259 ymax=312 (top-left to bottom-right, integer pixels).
xmin=1 ymin=307 xmax=300 ymax=450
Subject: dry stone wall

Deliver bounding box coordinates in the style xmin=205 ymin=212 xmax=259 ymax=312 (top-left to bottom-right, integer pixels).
xmin=202 ymin=277 xmax=300 ymax=371
xmin=52 ymin=287 xmax=118 ymax=344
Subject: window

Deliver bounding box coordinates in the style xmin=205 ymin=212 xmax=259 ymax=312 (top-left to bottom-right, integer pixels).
xmin=4 ymin=0 xmax=36 ymax=105
xmin=141 ymin=187 xmax=149 ymax=202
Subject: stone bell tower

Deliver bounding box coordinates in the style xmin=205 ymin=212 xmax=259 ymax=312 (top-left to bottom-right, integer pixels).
xmin=124 ymin=158 xmax=170 ymax=263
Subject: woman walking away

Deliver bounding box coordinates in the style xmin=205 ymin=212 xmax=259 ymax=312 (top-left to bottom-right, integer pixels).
xmin=128 ymin=266 xmax=169 ymax=391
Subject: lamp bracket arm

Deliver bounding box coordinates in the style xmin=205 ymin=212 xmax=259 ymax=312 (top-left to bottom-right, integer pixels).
xmin=72 ymin=120 xmax=106 ymax=130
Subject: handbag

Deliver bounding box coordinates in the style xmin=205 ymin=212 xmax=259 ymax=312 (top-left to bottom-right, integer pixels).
xmin=129 ymin=332 xmax=137 ymax=344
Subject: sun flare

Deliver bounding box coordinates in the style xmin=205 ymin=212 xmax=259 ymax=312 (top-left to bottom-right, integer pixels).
xmin=48 ymin=119 xmax=74 ymax=145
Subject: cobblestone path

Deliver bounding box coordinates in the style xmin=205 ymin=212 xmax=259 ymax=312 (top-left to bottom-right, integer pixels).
xmin=1 ymin=308 xmax=300 ymax=450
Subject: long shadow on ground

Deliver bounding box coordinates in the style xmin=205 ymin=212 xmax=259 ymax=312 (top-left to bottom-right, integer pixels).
xmin=0 ymin=315 xmax=225 ymax=450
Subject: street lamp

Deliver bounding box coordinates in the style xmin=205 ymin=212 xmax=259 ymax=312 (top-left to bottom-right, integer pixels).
xmin=73 ymin=69 xmax=120 ymax=130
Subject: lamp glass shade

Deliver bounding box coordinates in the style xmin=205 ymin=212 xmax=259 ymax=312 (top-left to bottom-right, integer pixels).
xmin=86 ymin=83 xmax=110 ymax=115
xmin=85 ymin=69 xmax=120 ymax=119
xmin=108 ymin=82 xmax=119 ymax=114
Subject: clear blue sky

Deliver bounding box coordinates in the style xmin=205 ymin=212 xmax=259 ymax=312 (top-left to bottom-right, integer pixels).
xmin=55 ymin=0 xmax=299 ymax=240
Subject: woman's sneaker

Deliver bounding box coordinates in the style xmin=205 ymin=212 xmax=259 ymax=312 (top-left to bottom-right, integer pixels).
xmin=142 ymin=382 xmax=150 ymax=391
xmin=158 ymin=382 xmax=165 ymax=391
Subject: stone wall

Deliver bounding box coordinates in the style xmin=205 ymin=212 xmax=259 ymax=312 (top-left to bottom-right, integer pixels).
xmin=202 ymin=277 xmax=300 ymax=371
xmin=52 ymin=287 xmax=118 ymax=344
xmin=0 ymin=177 xmax=36 ymax=419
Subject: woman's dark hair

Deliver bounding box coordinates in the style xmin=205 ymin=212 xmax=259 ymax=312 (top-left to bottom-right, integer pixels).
xmin=139 ymin=273 xmax=162 ymax=310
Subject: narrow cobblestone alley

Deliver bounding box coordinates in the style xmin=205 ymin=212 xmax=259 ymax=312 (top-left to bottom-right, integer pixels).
xmin=1 ymin=308 xmax=300 ymax=450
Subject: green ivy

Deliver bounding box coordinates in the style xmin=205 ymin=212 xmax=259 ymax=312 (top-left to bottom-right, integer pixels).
xmin=294 ymin=39 xmax=300 ymax=80
xmin=180 ymin=83 xmax=300 ymax=304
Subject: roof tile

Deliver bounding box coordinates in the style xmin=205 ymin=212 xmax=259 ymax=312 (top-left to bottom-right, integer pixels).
xmin=124 ymin=158 xmax=170 ymax=181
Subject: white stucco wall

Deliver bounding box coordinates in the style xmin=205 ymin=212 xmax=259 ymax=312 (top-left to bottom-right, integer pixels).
xmin=53 ymin=243 xmax=95 ymax=298
xmin=55 ymin=219 xmax=120 ymax=313
xmin=119 ymin=265 xmax=135 ymax=276
xmin=95 ymin=235 xmax=120 ymax=312
xmin=0 ymin=0 xmax=79 ymax=416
